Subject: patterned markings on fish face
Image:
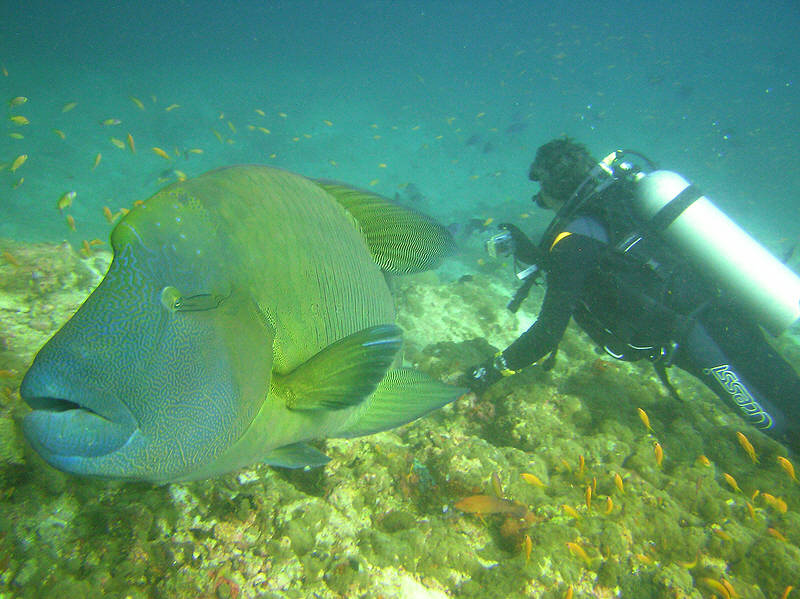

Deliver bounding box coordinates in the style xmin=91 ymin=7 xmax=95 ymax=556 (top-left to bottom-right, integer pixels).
xmin=21 ymin=186 xmax=273 ymax=481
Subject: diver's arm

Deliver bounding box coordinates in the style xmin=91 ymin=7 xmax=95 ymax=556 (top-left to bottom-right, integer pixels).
xmin=502 ymin=234 xmax=602 ymax=370
xmin=464 ymin=233 xmax=603 ymax=391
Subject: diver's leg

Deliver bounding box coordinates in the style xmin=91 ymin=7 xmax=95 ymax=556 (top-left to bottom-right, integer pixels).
xmin=699 ymin=305 xmax=800 ymax=405
xmin=672 ymin=322 xmax=799 ymax=452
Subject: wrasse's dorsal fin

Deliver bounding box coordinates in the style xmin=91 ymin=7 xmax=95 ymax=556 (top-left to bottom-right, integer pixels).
xmin=314 ymin=179 xmax=455 ymax=273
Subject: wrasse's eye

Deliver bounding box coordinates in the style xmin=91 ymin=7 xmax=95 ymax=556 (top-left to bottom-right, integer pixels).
xmin=175 ymin=293 xmax=225 ymax=312
xmin=160 ymin=286 xmax=228 ymax=313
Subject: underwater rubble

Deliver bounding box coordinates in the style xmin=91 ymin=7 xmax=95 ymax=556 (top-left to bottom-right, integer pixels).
xmin=0 ymin=238 xmax=799 ymax=599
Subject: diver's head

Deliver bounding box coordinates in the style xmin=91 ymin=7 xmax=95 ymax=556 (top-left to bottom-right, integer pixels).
xmin=529 ymin=137 xmax=596 ymax=210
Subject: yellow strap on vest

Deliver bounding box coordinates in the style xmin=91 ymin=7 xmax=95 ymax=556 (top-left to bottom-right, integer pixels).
xmin=549 ymin=231 xmax=572 ymax=252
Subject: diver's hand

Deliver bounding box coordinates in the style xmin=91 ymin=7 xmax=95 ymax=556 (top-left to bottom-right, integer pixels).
xmin=498 ymin=223 xmax=528 ymax=245
xmin=498 ymin=223 xmax=540 ymax=264
xmin=462 ymin=359 xmax=503 ymax=393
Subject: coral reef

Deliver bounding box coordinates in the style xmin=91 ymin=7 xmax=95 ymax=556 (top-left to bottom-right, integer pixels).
xmin=0 ymin=239 xmax=798 ymax=598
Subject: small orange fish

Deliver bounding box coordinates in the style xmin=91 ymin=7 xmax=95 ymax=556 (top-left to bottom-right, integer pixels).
xmin=491 ymin=472 xmax=503 ymax=497
xmin=561 ymin=504 xmax=581 ymax=519
xmin=188 ymin=148 xmax=204 ymax=154
xmin=81 ymin=239 xmax=92 ymax=257
xmin=777 ymin=456 xmax=797 ymax=482
xmin=736 ymin=431 xmax=758 ymax=463
xmin=676 ymin=553 xmax=699 ymax=569
xmin=767 ymin=527 xmax=787 ymax=542
xmin=720 ymin=578 xmax=737 ymax=599
xmin=152 ymin=147 xmax=170 ymax=160
xmin=1 ymin=251 xmax=20 ymax=266
xmin=89 ymin=239 xmax=104 ymax=246
xmin=110 ymin=137 xmax=126 ymax=149
xmin=761 ymin=493 xmax=788 ymax=513
xmin=523 ymin=534 xmax=532 ymax=563
xmin=565 ymin=542 xmax=592 ymax=566
xmin=699 ymin=577 xmax=731 ymax=599
xmin=8 ymin=132 xmax=24 ymax=139
xmin=102 ymin=206 xmax=114 ymax=224
xmin=12 ymin=177 xmax=23 ymax=189
xmin=57 ymin=191 xmax=76 ymax=212
xmin=257 ymin=127 xmax=270 ymax=135
xmin=696 ymin=454 xmax=711 ymax=467
xmin=165 ymin=103 xmax=180 ymax=111
xmin=62 ymin=101 xmax=77 ymax=112
xmin=585 ymin=485 xmax=592 ymax=512
xmin=227 ymin=120 xmax=236 ymax=133
xmin=9 ymin=115 xmax=29 ymax=125
xmin=745 ymin=501 xmax=757 ymax=520
xmin=92 ymin=153 xmax=102 ymax=170
xmin=101 ymin=118 xmax=122 ymax=126
xmin=127 ymin=133 xmax=136 ymax=153
xmin=66 ymin=214 xmax=76 ymax=232
xmin=10 ymin=154 xmax=27 ymax=172
xmin=130 ymin=96 xmax=145 ymax=110
xmin=722 ymin=472 xmax=741 ymax=493
xmin=521 ymin=472 xmax=546 ymax=488
xmin=653 ymin=442 xmax=663 ymax=467
xmin=454 ymin=495 xmax=528 ymax=518
xmin=578 ymin=454 xmax=585 ymax=477
xmin=53 ymin=129 xmax=66 ymax=139
xmin=614 ymin=473 xmax=625 ymax=494
xmin=482 ymin=217 xmax=494 ymax=227
xmin=781 ymin=585 xmax=794 ymax=599
xmin=255 ymin=108 xmax=265 ymax=116
xmin=564 ymin=585 xmax=573 ymax=599
xmin=604 ymin=496 xmax=613 ymax=515
xmin=9 ymin=96 xmax=27 ymax=107
xmin=712 ymin=527 xmax=732 ymax=541
xmin=637 ymin=407 xmax=654 ymax=432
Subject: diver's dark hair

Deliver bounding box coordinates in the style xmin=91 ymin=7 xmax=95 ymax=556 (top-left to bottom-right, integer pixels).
xmin=528 ymin=137 xmax=596 ymax=203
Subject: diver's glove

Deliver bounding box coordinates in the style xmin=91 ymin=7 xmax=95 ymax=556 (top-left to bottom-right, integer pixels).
xmin=463 ymin=353 xmax=516 ymax=393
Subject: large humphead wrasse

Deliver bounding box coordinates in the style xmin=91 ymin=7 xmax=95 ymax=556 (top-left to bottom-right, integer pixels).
xmin=20 ymin=165 xmax=461 ymax=483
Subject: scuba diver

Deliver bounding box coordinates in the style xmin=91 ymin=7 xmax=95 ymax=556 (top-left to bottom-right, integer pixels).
xmin=464 ymin=137 xmax=800 ymax=454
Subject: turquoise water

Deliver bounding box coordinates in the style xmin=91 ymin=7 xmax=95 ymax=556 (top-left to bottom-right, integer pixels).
xmin=3 ymin=1 xmax=799 ymax=245
xmin=2 ymin=1 xmax=800 ymax=598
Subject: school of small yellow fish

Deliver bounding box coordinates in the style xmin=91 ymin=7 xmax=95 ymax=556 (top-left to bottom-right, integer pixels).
xmin=1 ymin=58 xmax=799 ymax=599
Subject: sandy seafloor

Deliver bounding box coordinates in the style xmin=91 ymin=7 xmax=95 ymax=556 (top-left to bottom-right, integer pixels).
xmin=2 ymin=1 xmax=800 ymax=598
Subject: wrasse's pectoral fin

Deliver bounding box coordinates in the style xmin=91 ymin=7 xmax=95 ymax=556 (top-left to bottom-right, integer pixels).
xmin=276 ymin=324 xmax=402 ymax=411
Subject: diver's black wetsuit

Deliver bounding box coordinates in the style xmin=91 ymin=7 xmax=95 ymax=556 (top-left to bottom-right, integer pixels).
xmin=502 ymin=214 xmax=800 ymax=452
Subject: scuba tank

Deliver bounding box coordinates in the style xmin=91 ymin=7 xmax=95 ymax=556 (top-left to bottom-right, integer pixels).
xmin=635 ymin=170 xmax=800 ymax=336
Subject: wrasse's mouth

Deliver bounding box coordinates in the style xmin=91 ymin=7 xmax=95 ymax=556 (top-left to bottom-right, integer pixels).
xmin=23 ymin=396 xmax=135 ymax=459
xmin=26 ymin=396 xmax=85 ymax=413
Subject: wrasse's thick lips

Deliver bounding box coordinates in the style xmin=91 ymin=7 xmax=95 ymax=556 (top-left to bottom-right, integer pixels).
xmin=23 ymin=396 xmax=135 ymax=458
